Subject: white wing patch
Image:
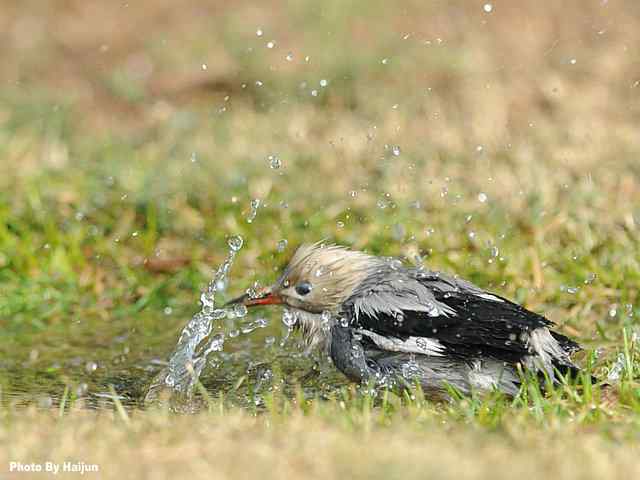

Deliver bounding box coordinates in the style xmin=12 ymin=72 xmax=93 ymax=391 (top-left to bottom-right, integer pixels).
xmin=475 ymin=293 xmax=504 ymax=302
xmin=357 ymin=329 xmax=445 ymax=357
xmin=352 ymin=289 xmax=456 ymax=321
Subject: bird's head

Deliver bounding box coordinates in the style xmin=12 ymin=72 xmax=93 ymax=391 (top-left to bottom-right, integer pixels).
xmin=229 ymin=243 xmax=380 ymax=314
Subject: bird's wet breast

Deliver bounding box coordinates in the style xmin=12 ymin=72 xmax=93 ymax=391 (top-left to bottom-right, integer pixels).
xmin=294 ymin=309 xmax=332 ymax=352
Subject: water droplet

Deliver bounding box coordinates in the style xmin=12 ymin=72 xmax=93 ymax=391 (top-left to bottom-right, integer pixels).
xmin=478 ymin=192 xmax=488 ymax=203
xmin=282 ymin=309 xmax=298 ymax=328
xmin=381 ymin=58 xmax=389 ymax=65
xmin=241 ymin=318 xmax=268 ymax=334
xmin=266 ymin=40 xmax=276 ymax=49
xmin=570 ymin=58 xmax=577 ymax=65
xmin=483 ymin=3 xmax=493 ymax=13
xmin=208 ymin=334 xmax=225 ymax=352
xmin=276 ymin=239 xmax=288 ymax=252
xmin=164 ymin=373 xmax=176 ymax=387
xmin=625 ymin=304 xmax=634 ymax=318
xmin=268 ymin=154 xmax=281 ymax=169
xmin=201 ymin=63 xmax=208 ymax=71
xmin=232 ymin=304 xmax=248 ymax=318
xmin=349 ymin=190 xmax=357 ymax=198
xmin=164 ymin=306 xmax=173 ymax=315
xmin=246 ymin=199 xmax=260 ymax=223
xmin=391 ymin=145 xmax=401 ymax=156
xmin=255 ymin=80 xmax=263 ymax=87
xmin=285 ymin=52 xmax=293 ymax=61
xmin=228 ymin=235 xmax=244 ymax=251
xmin=311 ymin=89 xmax=318 ymax=97
xmin=319 ymin=79 xmax=328 ymax=87
xmin=336 ymin=221 xmax=345 ymax=228
xmin=85 ymin=361 xmax=98 ymax=373
xmin=256 ymin=28 xmax=263 ymax=37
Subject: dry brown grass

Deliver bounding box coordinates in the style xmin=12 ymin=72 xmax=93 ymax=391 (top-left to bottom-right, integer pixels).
xmin=1 ymin=406 xmax=639 ymax=480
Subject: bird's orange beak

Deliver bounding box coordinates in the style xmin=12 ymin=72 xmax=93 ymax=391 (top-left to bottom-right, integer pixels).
xmin=226 ymin=287 xmax=283 ymax=308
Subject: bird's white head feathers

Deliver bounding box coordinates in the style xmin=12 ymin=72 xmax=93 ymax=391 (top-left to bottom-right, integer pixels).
xmin=275 ymin=243 xmax=382 ymax=313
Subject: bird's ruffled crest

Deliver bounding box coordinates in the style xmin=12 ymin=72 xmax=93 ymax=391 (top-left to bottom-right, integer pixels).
xmin=278 ymin=242 xmax=381 ymax=309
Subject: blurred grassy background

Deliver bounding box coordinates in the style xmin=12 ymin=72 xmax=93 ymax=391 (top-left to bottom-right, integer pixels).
xmin=0 ymin=1 xmax=640 ymax=474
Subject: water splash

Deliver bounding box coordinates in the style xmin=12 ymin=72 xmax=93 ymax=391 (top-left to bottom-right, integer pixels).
xmin=145 ymin=235 xmax=245 ymax=407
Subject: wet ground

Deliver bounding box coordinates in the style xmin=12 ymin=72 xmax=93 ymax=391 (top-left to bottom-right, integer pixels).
xmin=3 ymin=303 xmax=355 ymax=410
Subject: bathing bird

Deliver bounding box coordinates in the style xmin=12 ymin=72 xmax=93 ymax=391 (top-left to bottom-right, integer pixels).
xmin=229 ymin=243 xmax=583 ymax=398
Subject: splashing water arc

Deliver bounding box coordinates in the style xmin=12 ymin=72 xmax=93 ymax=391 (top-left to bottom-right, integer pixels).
xmin=145 ymin=235 xmax=245 ymax=406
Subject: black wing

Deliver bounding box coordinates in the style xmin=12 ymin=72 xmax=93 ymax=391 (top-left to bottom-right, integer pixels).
xmin=342 ymin=270 xmax=579 ymax=365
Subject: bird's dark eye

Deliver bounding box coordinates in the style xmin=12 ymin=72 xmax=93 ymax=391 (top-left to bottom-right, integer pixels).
xmin=295 ymin=282 xmax=313 ymax=296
